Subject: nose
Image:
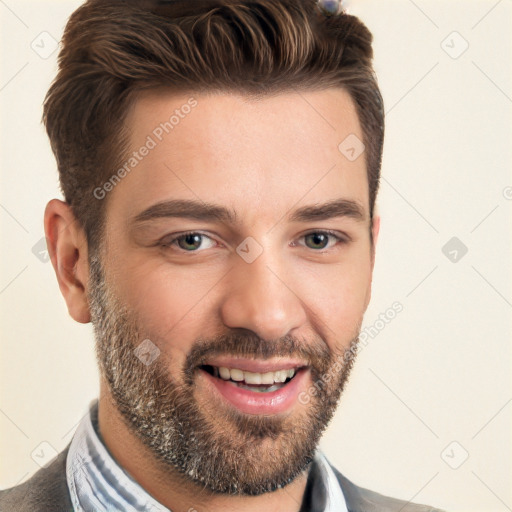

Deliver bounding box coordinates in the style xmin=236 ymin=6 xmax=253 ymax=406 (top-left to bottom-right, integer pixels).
xmin=219 ymin=248 xmax=307 ymax=341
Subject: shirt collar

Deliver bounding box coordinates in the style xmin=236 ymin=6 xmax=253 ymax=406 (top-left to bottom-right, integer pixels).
xmin=66 ymin=399 xmax=347 ymax=512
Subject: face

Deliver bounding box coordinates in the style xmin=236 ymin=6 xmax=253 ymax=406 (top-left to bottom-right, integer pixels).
xmin=88 ymin=88 xmax=377 ymax=495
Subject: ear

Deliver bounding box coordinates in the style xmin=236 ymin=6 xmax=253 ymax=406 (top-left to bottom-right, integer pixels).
xmin=363 ymin=214 xmax=381 ymax=310
xmin=44 ymin=199 xmax=91 ymax=323
xmin=370 ymin=214 xmax=380 ymax=270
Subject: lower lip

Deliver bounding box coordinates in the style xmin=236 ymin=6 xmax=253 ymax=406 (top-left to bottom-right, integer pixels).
xmin=199 ymin=368 xmax=309 ymax=415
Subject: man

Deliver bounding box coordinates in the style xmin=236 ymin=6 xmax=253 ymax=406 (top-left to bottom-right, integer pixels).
xmin=0 ymin=0 xmax=444 ymax=510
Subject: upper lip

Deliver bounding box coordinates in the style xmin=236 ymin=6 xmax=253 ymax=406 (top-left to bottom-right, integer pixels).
xmin=200 ymin=357 xmax=307 ymax=373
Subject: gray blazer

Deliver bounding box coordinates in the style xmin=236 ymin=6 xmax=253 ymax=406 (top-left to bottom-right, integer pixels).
xmin=0 ymin=446 xmax=444 ymax=512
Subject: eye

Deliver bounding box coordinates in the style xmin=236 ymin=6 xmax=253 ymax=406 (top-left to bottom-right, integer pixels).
xmin=299 ymin=230 xmax=346 ymax=250
xmin=162 ymin=232 xmax=216 ymax=252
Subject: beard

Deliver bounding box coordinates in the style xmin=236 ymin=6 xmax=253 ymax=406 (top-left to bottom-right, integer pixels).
xmin=87 ymin=253 xmax=360 ymax=496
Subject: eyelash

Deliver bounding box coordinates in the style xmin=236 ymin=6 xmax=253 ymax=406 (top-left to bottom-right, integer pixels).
xmin=160 ymin=230 xmax=349 ymax=253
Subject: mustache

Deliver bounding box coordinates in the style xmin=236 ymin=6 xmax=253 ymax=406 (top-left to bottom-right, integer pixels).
xmin=182 ymin=329 xmax=334 ymax=382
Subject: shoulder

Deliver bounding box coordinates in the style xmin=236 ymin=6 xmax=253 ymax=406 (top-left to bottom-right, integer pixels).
xmin=0 ymin=445 xmax=73 ymax=512
xmin=331 ymin=465 xmax=446 ymax=512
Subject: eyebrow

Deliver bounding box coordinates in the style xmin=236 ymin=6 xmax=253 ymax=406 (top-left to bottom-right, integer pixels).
xmin=131 ymin=197 xmax=366 ymax=226
xmin=132 ymin=199 xmax=238 ymax=225
xmin=289 ymin=198 xmax=366 ymax=223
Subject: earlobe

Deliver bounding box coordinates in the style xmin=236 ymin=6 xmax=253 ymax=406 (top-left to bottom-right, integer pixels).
xmin=44 ymin=199 xmax=91 ymax=324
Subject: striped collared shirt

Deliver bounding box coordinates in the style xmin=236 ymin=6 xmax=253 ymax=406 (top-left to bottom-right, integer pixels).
xmin=66 ymin=400 xmax=348 ymax=512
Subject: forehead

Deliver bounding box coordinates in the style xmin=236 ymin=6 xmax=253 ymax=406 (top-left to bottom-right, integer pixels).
xmin=108 ymin=87 xmax=369 ymax=224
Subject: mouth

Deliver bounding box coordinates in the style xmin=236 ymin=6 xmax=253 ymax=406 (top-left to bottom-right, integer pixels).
xmin=197 ymin=360 xmax=309 ymax=415
xmin=200 ymin=364 xmax=299 ymax=393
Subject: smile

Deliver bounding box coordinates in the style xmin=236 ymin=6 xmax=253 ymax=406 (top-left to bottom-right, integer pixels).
xmin=198 ymin=360 xmax=309 ymax=415
xmin=202 ymin=365 xmax=297 ymax=393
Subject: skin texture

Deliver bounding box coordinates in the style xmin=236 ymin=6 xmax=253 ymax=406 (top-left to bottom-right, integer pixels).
xmin=44 ymin=88 xmax=380 ymax=512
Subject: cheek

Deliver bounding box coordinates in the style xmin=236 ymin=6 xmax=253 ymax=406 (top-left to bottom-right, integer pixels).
xmin=111 ymin=258 xmax=223 ymax=363
xmin=296 ymin=257 xmax=372 ymax=350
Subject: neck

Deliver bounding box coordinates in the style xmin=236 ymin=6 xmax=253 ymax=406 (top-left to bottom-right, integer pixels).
xmin=97 ymin=380 xmax=308 ymax=512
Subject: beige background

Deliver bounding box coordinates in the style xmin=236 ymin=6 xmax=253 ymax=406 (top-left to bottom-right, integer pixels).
xmin=1 ymin=1 xmax=511 ymax=510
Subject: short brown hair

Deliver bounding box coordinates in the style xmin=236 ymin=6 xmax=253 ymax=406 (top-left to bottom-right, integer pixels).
xmin=43 ymin=0 xmax=384 ymax=256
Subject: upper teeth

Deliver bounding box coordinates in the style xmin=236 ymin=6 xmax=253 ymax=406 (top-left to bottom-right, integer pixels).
xmin=216 ymin=367 xmax=296 ymax=384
